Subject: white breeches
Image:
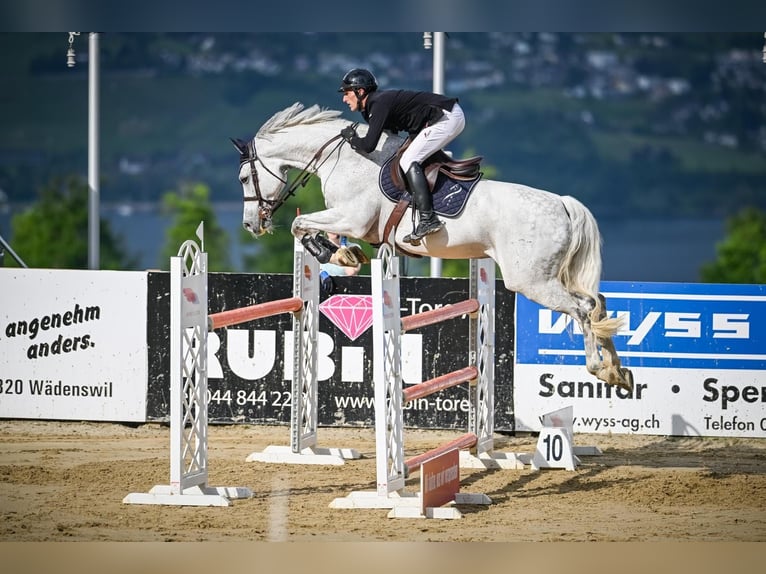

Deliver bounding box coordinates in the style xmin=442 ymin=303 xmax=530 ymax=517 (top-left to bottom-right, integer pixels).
xmin=399 ymin=103 xmax=465 ymax=173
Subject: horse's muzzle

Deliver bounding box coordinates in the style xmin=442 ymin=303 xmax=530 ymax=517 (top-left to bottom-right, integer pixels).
xmin=243 ymin=218 xmax=272 ymax=237
xmin=242 ymin=203 xmax=274 ymax=236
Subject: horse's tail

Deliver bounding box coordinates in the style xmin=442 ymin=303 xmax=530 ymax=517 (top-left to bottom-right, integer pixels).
xmin=557 ymin=195 xmax=623 ymax=339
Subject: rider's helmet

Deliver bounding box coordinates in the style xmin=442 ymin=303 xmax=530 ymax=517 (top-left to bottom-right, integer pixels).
xmin=338 ymin=68 xmax=378 ymax=93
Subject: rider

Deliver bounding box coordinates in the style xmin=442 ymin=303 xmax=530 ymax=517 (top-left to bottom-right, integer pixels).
xmin=337 ymin=68 xmax=466 ymax=245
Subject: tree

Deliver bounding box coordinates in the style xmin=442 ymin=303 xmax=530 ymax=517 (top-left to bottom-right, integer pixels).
xmin=700 ymin=206 xmax=766 ymax=284
xmin=8 ymin=175 xmax=137 ymax=269
xmin=160 ymin=182 xmax=231 ymax=271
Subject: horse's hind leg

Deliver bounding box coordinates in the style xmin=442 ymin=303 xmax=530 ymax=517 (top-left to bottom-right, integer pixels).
xmin=518 ymin=281 xmax=634 ymax=391
xmin=570 ymin=292 xmax=605 ymax=377
xmin=572 ymin=294 xmax=633 ymax=391
xmin=517 ymin=281 xmax=605 ymax=378
xmin=593 ymin=294 xmax=634 ymax=391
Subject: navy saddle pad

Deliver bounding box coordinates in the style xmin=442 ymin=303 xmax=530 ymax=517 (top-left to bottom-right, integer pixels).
xmin=378 ymin=154 xmax=482 ymax=218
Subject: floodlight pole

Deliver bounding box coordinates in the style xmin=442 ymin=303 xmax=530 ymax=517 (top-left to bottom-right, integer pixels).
xmin=424 ymin=32 xmax=445 ymax=278
xmin=88 ymin=32 xmax=100 ymax=270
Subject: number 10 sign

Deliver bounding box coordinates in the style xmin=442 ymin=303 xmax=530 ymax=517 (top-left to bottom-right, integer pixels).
xmin=531 ymin=427 xmax=579 ymax=471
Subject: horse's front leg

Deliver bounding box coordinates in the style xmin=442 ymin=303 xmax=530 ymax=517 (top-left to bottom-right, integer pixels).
xmin=292 ymin=210 xmax=370 ymax=266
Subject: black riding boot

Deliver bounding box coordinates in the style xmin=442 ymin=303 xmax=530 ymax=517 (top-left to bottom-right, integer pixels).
xmin=403 ymin=162 xmax=444 ymax=245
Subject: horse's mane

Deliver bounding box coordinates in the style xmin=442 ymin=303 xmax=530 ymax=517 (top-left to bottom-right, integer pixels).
xmin=256 ymin=103 xmax=343 ymax=140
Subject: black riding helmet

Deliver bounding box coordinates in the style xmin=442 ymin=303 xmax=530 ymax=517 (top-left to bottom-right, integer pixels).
xmin=338 ymin=68 xmax=378 ymax=93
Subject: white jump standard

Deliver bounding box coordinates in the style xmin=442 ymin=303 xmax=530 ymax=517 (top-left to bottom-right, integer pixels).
xmin=124 ymin=231 xmax=359 ymax=507
xmin=331 ymin=245 xmax=507 ymax=518
xmin=124 ymin=234 xmax=252 ymax=506
xmin=244 ymin=238 xmax=360 ymax=465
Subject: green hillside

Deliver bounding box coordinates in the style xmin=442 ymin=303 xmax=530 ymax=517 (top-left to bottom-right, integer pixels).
xmin=1 ymin=32 xmax=764 ymax=218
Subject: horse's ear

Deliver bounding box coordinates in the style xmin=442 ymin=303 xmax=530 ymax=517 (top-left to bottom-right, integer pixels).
xmin=230 ymin=137 xmax=249 ymax=155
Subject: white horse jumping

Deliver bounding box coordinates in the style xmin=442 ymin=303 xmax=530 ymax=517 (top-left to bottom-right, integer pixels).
xmin=233 ymin=102 xmax=632 ymax=390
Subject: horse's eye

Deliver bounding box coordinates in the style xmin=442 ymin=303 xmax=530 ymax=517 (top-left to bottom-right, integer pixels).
xmin=240 ymin=176 xmax=248 ymax=184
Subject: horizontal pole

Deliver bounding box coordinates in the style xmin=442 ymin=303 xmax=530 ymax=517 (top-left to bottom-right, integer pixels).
xmin=403 ymin=366 xmax=479 ymax=404
xmin=208 ymin=297 xmax=303 ymax=330
xmin=404 ymin=432 xmax=478 ymax=476
xmin=400 ymin=298 xmax=479 ymax=333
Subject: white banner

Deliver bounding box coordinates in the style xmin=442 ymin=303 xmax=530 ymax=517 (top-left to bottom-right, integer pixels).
xmin=0 ymin=269 xmax=148 ymax=422
xmin=514 ymin=281 xmax=766 ymax=437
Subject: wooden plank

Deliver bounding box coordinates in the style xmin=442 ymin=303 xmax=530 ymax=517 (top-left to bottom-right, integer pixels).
xmin=400 ymin=298 xmax=479 ymax=332
xmin=404 ymin=432 xmax=478 ymax=475
xmin=208 ymin=297 xmax=303 ymax=330
xmin=403 ymin=366 xmax=479 ymax=403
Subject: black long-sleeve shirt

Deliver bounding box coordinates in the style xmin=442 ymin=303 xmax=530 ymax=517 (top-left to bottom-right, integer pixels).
xmin=348 ymin=89 xmax=458 ymax=153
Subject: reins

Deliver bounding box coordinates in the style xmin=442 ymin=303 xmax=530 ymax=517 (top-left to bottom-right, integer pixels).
xmin=242 ymin=128 xmax=352 ymax=218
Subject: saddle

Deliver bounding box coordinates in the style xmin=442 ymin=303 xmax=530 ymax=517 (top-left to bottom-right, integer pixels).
xmin=389 ymin=140 xmax=483 ymax=192
xmin=381 ymin=139 xmax=483 ymax=251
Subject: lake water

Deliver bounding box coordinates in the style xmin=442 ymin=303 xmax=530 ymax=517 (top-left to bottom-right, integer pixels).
xmin=1 ymin=202 xmax=725 ymax=283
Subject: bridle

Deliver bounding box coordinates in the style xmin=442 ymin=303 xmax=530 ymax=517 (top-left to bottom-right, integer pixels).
xmin=240 ymin=128 xmax=353 ymax=223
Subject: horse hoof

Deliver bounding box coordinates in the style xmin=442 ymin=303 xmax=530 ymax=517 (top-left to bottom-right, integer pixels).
xmin=620 ymin=367 xmax=634 ymax=391
xmin=335 ymin=245 xmax=369 ymax=267
xmin=349 ymin=245 xmax=370 ymax=265
xmin=597 ymin=366 xmax=634 ymax=392
xmin=611 ymin=368 xmax=634 ymax=392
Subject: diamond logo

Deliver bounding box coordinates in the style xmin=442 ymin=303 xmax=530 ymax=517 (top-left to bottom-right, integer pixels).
xmin=319 ymin=294 xmax=374 ymax=341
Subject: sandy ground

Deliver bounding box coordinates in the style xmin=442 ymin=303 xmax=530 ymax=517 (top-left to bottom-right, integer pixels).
xmin=1 ymin=419 xmax=765 ymax=542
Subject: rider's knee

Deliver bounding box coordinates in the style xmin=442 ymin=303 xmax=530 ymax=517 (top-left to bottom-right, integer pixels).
xmin=405 ymin=162 xmax=423 ymax=178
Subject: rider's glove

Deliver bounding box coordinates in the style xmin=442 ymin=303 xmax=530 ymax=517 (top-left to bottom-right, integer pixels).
xmin=319 ymin=270 xmax=335 ymax=296
xmin=340 ymin=125 xmax=356 ymax=143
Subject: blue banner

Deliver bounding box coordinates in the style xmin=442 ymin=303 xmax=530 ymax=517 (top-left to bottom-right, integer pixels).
xmin=516 ymin=281 xmax=766 ymax=370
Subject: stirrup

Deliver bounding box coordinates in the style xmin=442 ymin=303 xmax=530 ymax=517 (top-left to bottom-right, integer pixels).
xmin=402 ymin=229 xmax=421 ymax=246
xmin=403 ymin=218 xmax=444 ymax=245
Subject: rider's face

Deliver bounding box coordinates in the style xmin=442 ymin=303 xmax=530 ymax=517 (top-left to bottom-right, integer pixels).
xmin=342 ymin=89 xmax=364 ymax=112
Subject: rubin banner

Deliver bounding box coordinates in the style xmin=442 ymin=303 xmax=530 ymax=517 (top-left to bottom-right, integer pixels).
xmin=514 ymin=281 xmax=766 ymax=437
xmin=146 ymin=271 xmax=516 ymax=430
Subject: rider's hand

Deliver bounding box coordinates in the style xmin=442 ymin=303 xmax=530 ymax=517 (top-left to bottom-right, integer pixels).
xmin=340 ymin=125 xmax=356 ymax=143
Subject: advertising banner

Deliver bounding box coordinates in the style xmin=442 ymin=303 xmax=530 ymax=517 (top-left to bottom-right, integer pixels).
xmin=0 ymin=269 xmax=148 ymax=422
xmin=146 ymin=271 xmax=516 ymax=430
xmin=514 ymin=281 xmax=766 ymax=437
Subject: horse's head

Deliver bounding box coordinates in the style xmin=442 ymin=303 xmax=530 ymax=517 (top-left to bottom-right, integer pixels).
xmin=231 ymin=136 xmax=292 ymax=237
xmin=233 ymin=103 xmax=357 ymax=237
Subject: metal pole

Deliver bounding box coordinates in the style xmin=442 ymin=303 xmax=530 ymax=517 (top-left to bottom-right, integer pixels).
xmin=429 ymin=32 xmax=445 ymax=278
xmin=0 ymin=233 xmax=28 ymax=268
xmin=88 ymin=32 xmax=100 ymax=269
xmin=432 ymin=32 xmax=445 ymax=95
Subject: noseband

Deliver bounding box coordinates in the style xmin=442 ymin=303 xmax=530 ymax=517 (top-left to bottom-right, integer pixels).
xmin=241 ymin=133 xmax=346 ymax=223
